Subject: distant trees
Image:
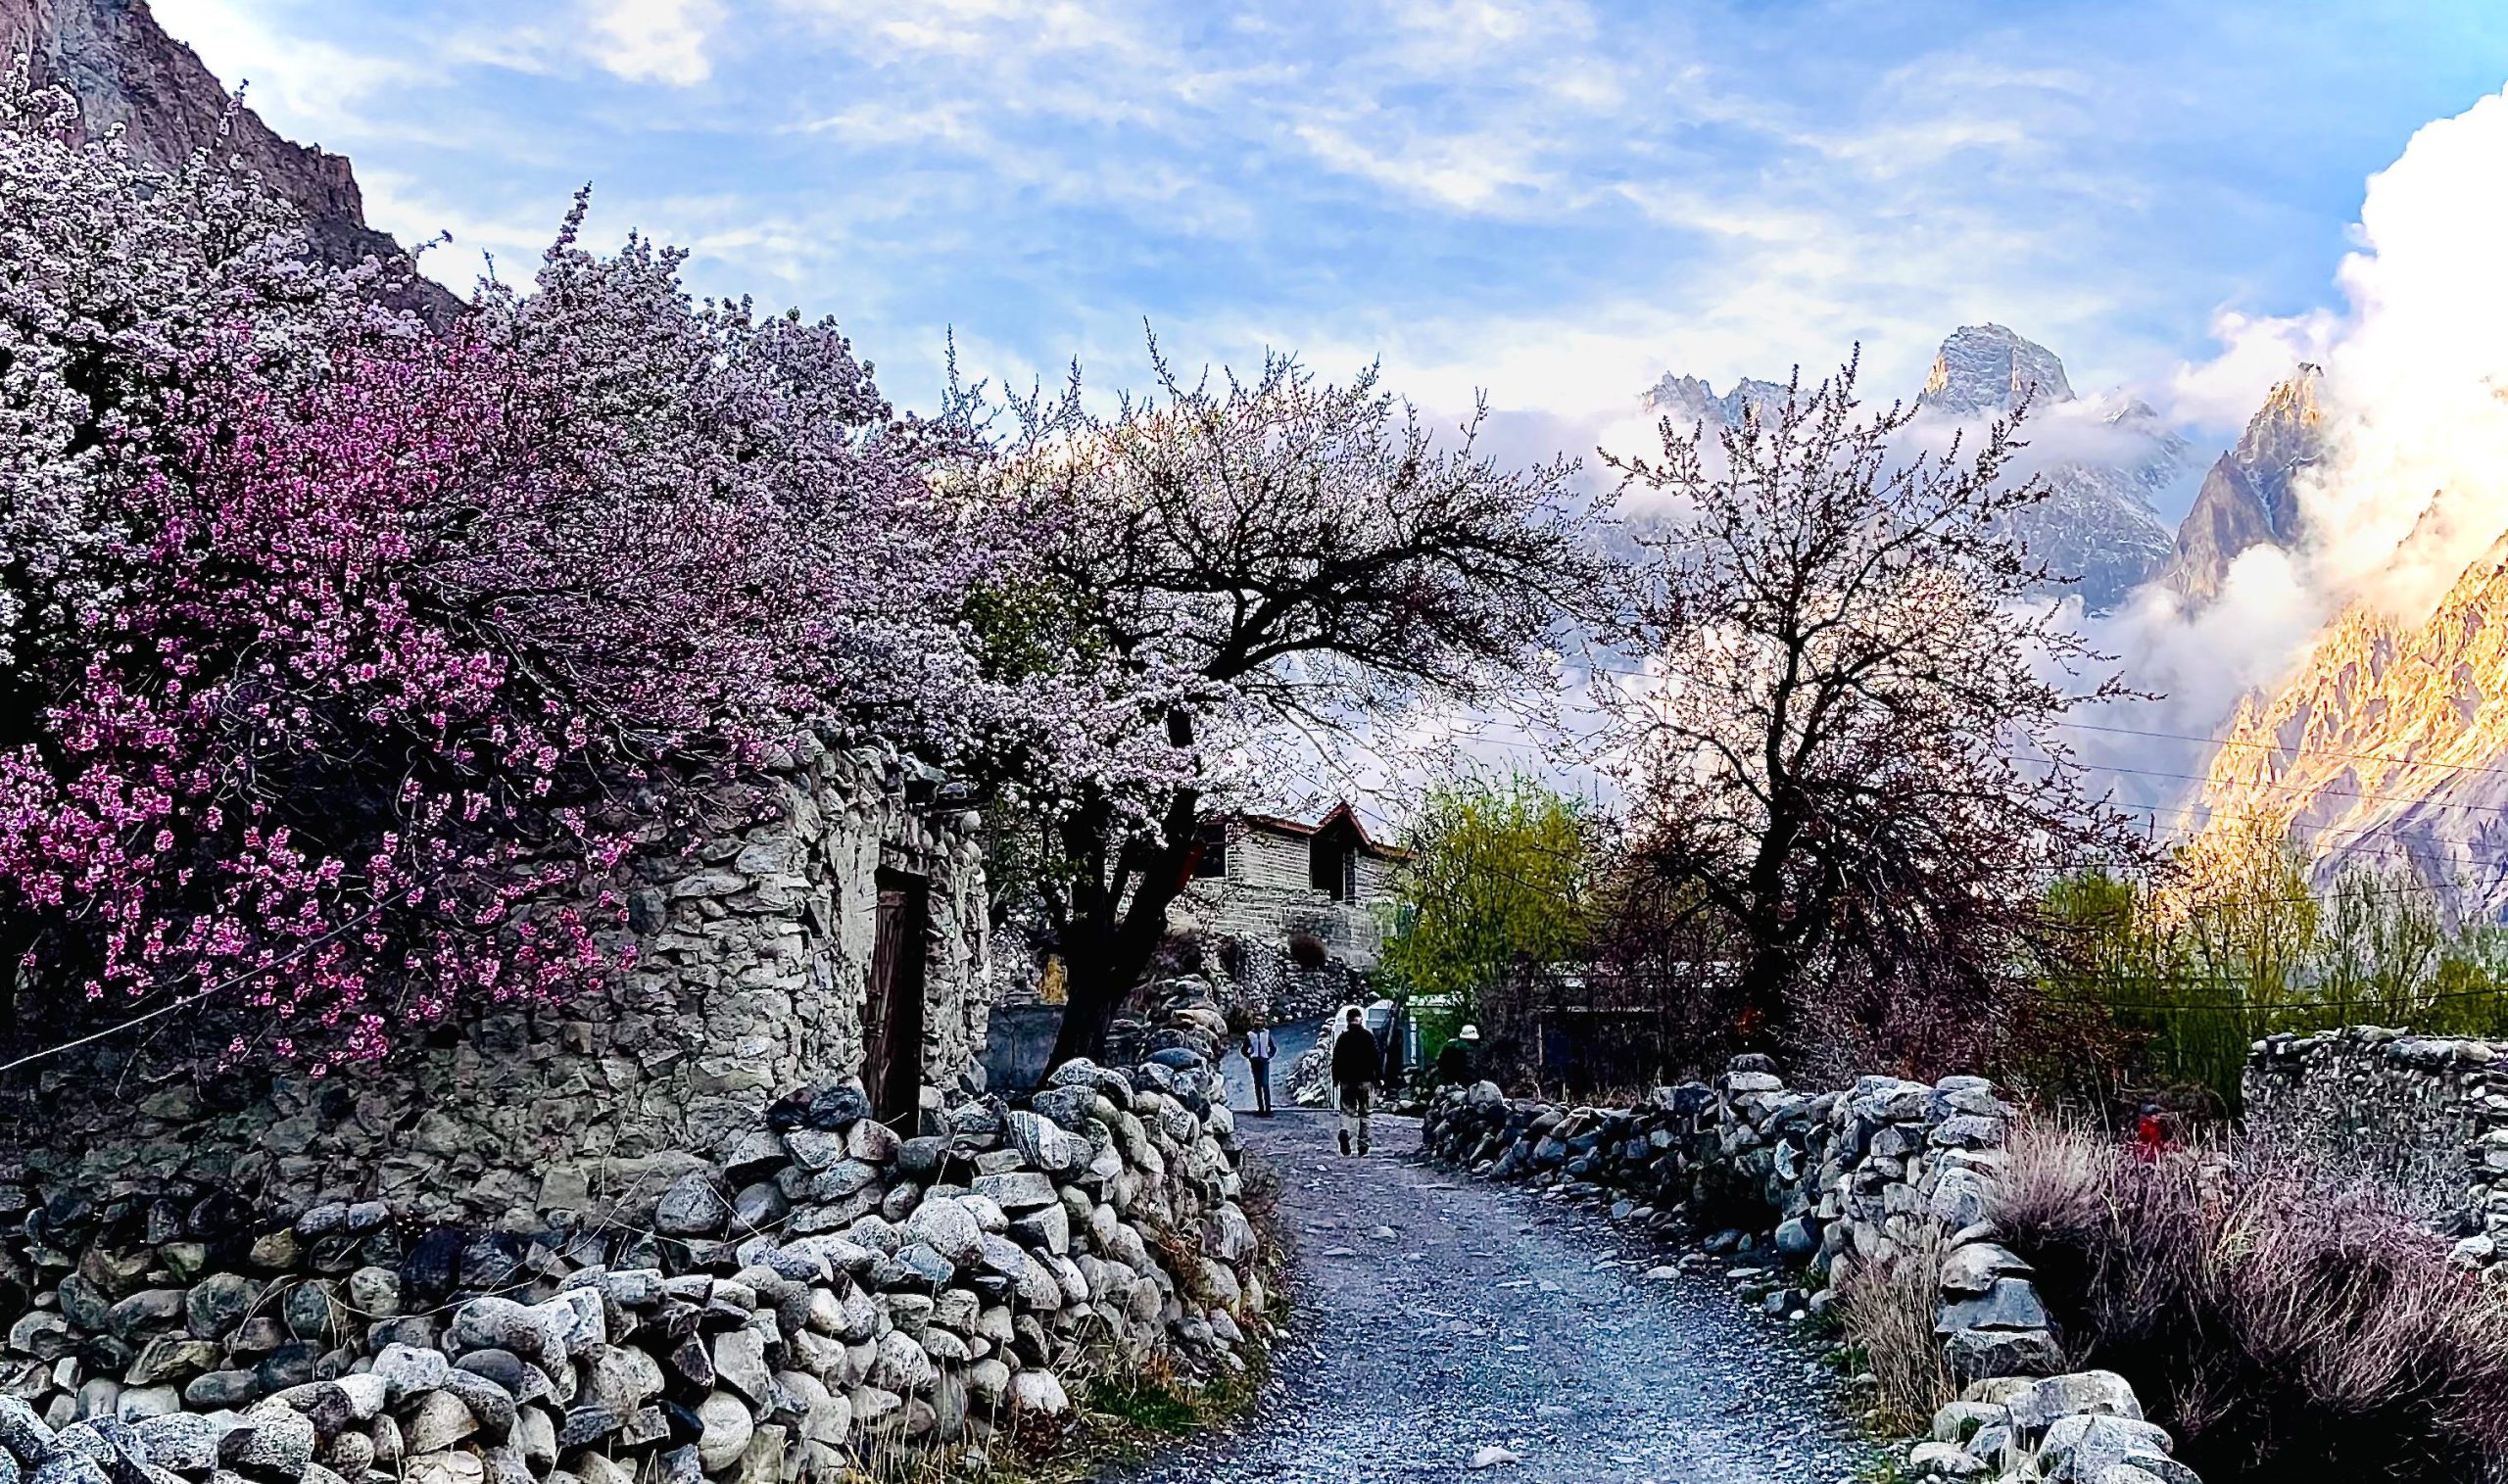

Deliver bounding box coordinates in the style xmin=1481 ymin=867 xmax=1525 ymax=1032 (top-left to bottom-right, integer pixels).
xmin=1605 ymin=356 xmax=2140 ymax=1064
xmin=2029 ymin=814 xmax=2508 ymax=1111
xmin=965 ymin=348 xmax=1612 ymax=1069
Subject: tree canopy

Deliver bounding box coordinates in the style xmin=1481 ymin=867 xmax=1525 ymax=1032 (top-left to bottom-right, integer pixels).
xmin=965 ymin=345 xmax=1614 ymax=1067
xmin=1605 ymin=355 xmax=2140 ymax=1062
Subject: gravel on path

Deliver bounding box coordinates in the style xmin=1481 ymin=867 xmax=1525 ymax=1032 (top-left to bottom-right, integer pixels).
xmin=1114 ymin=1108 xmax=1877 ymax=1484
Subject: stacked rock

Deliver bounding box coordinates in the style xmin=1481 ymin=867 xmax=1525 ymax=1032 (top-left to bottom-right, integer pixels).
xmin=2247 ymin=1027 xmax=2508 ymax=1269
xmin=0 ymin=1055 xmax=1265 ymax=1484
xmin=1908 ymin=1370 xmax=2197 ymax=1484
xmin=1283 ymin=1052 xmax=1333 ymax=1110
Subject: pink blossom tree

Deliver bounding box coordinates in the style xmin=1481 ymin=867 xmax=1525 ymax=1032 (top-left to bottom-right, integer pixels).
xmin=0 ymin=84 xmax=1028 ymax=1069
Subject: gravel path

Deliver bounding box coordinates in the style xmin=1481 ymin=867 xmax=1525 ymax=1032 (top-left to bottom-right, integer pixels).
xmin=1117 ymin=1109 xmax=1876 ymax=1484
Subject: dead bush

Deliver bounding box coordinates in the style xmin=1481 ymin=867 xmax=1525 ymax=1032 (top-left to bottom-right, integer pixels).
xmin=1991 ymin=1119 xmax=2508 ymax=1484
xmin=1837 ymin=1237 xmax=1955 ymax=1432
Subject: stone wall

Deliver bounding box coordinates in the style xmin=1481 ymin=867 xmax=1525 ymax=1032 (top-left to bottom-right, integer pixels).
xmin=1207 ymin=937 xmax=1358 ymax=1029
xmin=6 ymin=733 xmax=990 ymax=1234
xmin=1420 ymin=1061 xmax=2209 ymax=1484
xmin=0 ymin=1017 xmax=1266 ymax=1484
xmin=2244 ymin=1027 xmax=2508 ymax=1267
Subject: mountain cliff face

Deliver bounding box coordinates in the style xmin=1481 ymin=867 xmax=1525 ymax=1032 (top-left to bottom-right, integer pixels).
xmin=2194 ymin=541 xmax=2508 ymax=917
xmin=2 ymin=0 xmax=427 ymax=280
xmin=2156 ymin=368 xmax=2325 ymax=602
xmin=1918 ymin=326 xmax=2191 ymax=614
xmin=1916 ymin=322 xmax=2076 ymax=414
xmin=1646 ymin=325 xmax=2186 ymax=613
xmin=1641 ymin=371 xmax=1792 ymax=430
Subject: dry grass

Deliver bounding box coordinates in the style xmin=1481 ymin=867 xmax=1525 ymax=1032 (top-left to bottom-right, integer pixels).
xmin=1836 ymin=1234 xmax=1957 ymax=1433
xmin=1990 ymin=1118 xmax=2508 ymax=1484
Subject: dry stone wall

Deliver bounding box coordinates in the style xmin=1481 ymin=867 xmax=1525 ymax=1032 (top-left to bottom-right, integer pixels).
xmin=8 ymin=734 xmax=990 ymax=1235
xmin=2244 ymin=1027 xmax=2508 ymax=1268
xmin=0 ymin=1022 xmax=1265 ymax=1484
xmin=1420 ymin=1058 xmax=2208 ymax=1484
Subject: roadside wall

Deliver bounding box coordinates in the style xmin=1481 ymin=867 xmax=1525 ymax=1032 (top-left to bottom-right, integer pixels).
xmin=0 ymin=984 xmax=1267 ymax=1484
xmin=2244 ymin=1027 xmax=2508 ymax=1264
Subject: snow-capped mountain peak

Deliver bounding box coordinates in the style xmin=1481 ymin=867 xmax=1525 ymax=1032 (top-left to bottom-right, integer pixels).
xmin=1918 ymin=323 xmax=2077 ymax=414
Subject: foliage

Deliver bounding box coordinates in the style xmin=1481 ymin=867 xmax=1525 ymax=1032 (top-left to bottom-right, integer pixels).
xmin=1992 ymin=1118 xmax=2508 ymax=1484
xmin=2025 ymin=814 xmax=2508 ymax=1113
xmin=0 ymin=83 xmax=1023 ymax=1068
xmin=1379 ymin=772 xmax=1599 ymax=1068
xmin=1604 ymin=355 xmax=2141 ymax=1067
xmin=1383 ymin=773 xmax=1596 ymax=1001
xmin=963 ymin=341 xmax=1613 ymax=1067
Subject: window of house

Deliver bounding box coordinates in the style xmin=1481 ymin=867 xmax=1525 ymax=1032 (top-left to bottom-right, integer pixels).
xmin=1311 ymin=835 xmax=1355 ymax=900
xmin=1193 ymin=820 xmax=1229 ymax=878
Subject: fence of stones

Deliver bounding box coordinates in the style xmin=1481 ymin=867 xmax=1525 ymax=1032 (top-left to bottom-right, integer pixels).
xmin=1419 ymin=1058 xmax=2207 ymax=1484
xmin=2244 ymin=1027 xmax=2508 ymax=1268
xmin=0 ymin=1002 xmax=1267 ymax=1484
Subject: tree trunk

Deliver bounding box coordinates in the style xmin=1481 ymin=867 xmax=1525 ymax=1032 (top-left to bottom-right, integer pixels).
xmin=1043 ymin=710 xmax=1200 ymax=1074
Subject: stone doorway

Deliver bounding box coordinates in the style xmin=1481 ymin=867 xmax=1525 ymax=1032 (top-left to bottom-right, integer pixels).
xmin=866 ymin=868 xmax=931 ymax=1125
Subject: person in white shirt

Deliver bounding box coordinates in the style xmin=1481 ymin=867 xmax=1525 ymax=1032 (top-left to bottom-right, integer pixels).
xmin=1241 ymin=1017 xmax=1278 ymax=1117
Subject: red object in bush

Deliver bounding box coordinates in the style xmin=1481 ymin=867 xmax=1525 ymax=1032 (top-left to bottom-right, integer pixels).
xmin=2134 ymin=1112 xmax=2171 ymax=1162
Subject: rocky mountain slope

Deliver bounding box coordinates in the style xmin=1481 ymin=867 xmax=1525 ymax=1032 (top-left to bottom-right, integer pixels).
xmin=2155 ymin=367 xmax=2326 ymax=602
xmin=1647 ymin=325 xmax=2189 ymax=613
xmin=2193 ymin=539 xmax=2508 ymax=916
xmin=2 ymin=0 xmax=436 ymax=289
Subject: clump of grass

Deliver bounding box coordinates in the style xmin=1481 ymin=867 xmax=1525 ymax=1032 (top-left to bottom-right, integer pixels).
xmin=1991 ymin=1118 xmax=2508 ymax=1484
xmin=1085 ymin=1360 xmax=1203 ymax=1438
xmin=1835 ymin=1236 xmax=1955 ymax=1434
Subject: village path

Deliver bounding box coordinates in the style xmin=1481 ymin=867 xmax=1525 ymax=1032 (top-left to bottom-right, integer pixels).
xmin=1112 ymin=1109 xmax=1876 ymax=1484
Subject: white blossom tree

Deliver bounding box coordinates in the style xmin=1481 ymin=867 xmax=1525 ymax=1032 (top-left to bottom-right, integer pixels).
xmin=969 ymin=343 xmax=1614 ymax=1068
xmin=1606 ymin=355 xmax=2142 ymax=1058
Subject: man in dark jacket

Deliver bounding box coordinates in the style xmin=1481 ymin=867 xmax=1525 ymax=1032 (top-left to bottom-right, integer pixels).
xmin=1330 ymin=1005 xmax=1382 ymax=1156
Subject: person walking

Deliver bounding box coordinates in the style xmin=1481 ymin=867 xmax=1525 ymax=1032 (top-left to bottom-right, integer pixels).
xmin=1330 ymin=1004 xmax=1382 ymax=1156
xmin=1242 ymin=1018 xmax=1278 ymax=1117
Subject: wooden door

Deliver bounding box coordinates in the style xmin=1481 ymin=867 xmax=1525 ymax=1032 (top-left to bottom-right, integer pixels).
xmin=864 ymin=870 xmax=931 ymax=1125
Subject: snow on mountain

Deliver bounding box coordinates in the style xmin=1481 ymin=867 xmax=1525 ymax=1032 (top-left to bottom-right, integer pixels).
xmin=1916 ymin=323 xmax=2076 ymax=414
xmin=1644 ymin=326 xmax=2187 ymax=613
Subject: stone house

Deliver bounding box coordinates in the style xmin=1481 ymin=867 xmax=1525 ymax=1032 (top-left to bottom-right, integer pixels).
xmin=12 ymin=728 xmax=993 ymax=1232
xmin=1169 ymin=802 xmax=1406 ymax=971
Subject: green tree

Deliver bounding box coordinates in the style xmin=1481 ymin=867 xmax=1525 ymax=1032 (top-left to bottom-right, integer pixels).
xmin=1382 ymin=774 xmax=1599 ymax=1051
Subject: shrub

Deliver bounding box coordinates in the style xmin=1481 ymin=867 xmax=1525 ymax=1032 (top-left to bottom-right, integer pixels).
xmin=1990 ymin=1119 xmax=2508 ymax=1484
xmin=1836 ymin=1235 xmax=1955 ymax=1432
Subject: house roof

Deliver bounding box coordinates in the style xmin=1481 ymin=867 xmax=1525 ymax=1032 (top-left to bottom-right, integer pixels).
xmin=1218 ymin=800 xmax=1410 ymax=860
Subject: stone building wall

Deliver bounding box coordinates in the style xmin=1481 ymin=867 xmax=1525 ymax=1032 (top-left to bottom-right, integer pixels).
xmin=1169 ymin=823 xmax=1396 ymax=972
xmin=7 ymin=732 xmax=991 ymax=1234
xmin=2244 ymin=1027 xmax=2508 ymax=1264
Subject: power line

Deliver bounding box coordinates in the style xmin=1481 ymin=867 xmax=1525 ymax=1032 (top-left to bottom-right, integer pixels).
xmin=2053 ymin=716 xmax=2508 ymax=787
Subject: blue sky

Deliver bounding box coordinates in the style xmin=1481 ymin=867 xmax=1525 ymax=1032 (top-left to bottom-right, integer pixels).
xmin=157 ymin=0 xmax=2508 ymax=499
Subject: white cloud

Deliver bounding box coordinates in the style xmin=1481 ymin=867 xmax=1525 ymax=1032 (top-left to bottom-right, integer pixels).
xmin=150 ymin=0 xmax=428 ymax=140
xmin=2163 ymin=306 xmax=2339 ymax=431
xmin=584 ymin=0 xmax=724 ymax=86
